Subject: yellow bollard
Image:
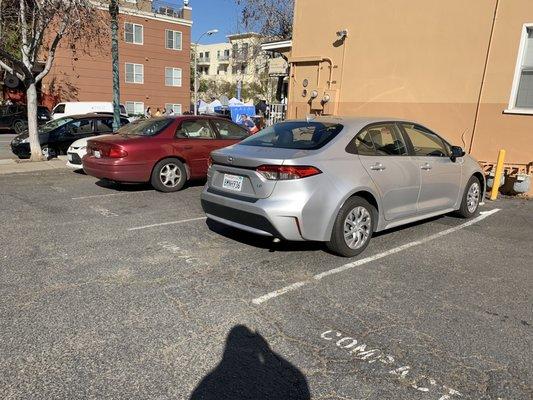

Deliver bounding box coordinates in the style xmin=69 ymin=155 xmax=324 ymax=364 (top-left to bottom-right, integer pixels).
xmin=489 ymin=149 xmax=506 ymax=201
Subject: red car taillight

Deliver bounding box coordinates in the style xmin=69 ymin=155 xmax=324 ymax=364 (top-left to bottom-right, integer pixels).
xmin=207 ymin=156 xmax=213 ymax=168
xmin=108 ymin=146 xmax=128 ymax=158
xmin=256 ymin=165 xmax=322 ymax=180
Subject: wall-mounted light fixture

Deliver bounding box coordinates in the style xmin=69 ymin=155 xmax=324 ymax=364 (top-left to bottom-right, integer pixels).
xmin=336 ymin=29 xmax=348 ymax=40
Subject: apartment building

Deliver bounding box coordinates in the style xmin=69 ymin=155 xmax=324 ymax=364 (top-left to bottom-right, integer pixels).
xmin=42 ymin=0 xmax=192 ymax=115
xmin=289 ymin=0 xmax=532 ymax=191
xmin=194 ymin=32 xmax=280 ymax=101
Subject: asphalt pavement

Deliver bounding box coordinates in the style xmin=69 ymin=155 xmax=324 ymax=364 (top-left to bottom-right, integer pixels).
xmin=0 ymin=169 xmax=531 ymax=399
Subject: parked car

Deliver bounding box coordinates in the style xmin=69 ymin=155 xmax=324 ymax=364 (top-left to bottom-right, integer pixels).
xmin=82 ymin=116 xmax=250 ymax=192
xmin=201 ymin=117 xmax=486 ymax=257
xmin=0 ymin=104 xmax=51 ymax=134
xmin=11 ymin=113 xmax=129 ymax=159
xmin=66 ymin=116 xmax=129 ymax=169
xmin=51 ymin=102 xmax=128 ymax=120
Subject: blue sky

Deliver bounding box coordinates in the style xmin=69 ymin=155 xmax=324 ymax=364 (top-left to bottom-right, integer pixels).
xmin=187 ymin=0 xmax=244 ymax=44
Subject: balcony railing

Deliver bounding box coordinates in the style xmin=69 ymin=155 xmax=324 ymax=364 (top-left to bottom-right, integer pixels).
xmin=197 ymin=57 xmax=211 ymax=64
xmin=151 ymin=0 xmax=185 ymax=19
xmin=218 ymin=55 xmax=230 ymax=62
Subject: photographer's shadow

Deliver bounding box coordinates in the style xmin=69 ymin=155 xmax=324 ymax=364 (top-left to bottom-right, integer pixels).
xmin=189 ymin=325 xmax=310 ymax=400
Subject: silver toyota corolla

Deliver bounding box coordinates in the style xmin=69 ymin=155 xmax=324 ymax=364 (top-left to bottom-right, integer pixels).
xmin=201 ymin=117 xmax=485 ymax=257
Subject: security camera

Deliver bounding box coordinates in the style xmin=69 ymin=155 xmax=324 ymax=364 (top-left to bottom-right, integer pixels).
xmin=336 ymin=29 xmax=348 ymax=39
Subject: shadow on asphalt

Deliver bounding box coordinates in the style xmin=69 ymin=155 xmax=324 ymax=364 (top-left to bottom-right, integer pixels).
xmin=189 ymin=325 xmax=310 ymax=400
xmin=94 ymin=178 xmax=206 ymax=192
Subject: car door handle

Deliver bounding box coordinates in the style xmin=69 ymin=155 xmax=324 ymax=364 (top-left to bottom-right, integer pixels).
xmin=420 ymin=163 xmax=432 ymax=170
xmin=370 ymin=163 xmax=386 ymax=171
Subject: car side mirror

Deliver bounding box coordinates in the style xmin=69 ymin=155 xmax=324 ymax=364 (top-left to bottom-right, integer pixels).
xmin=450 ymin=146 xmax=465 ymax=161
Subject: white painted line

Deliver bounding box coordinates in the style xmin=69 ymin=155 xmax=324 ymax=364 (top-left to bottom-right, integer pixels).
xmin=252 ymin=281 xmax=308 ymax=305
xmin=128 ymin=216 xmax=207 ymax=231
xmin=252 ymin=209 xmax=500 ymax=305
xmin=72 ymin=190 xmax=152 ymax=200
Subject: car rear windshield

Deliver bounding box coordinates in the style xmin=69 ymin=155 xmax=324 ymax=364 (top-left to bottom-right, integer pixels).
xmin=239 ymin=121 xmax=344 ymax=150
xmin=117 ymin=118 xmax=172 ymax=136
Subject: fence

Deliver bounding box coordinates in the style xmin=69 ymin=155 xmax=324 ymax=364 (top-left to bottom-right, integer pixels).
xmin=267 ymin=103 xmax=287 ymax=126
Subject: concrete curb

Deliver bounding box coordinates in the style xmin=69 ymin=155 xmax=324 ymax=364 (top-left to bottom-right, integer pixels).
xmin=0 ymin=156 xmax=70 ymax=175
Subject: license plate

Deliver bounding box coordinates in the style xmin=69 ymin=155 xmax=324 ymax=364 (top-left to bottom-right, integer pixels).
xmin=222 ymin=174 xmax=244 ymax=192
xmin=67 ymin=153 xmax=73 ymax=161
xmin=94 ymin=150 xmax=101 ymax=158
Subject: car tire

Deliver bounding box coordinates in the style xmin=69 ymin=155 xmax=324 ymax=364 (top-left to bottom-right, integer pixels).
xmin=12 ymin=120 xmax=27 ymax=134
xmin=150 ymin=158 xmax=187 ymax=192
xmin=456 ymin=176 xmax=481 ymax=218
xmin=327 ymin=196 xmax=376 ymax=257
xmin=41 ymin=145 xmax=57 ymax=160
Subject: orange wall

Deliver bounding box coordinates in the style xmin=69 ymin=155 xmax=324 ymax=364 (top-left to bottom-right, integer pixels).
xmin=43 ymin=11 xmax=191 ymax=112
xmin=289 ymin=0 xmax=532 ymax=166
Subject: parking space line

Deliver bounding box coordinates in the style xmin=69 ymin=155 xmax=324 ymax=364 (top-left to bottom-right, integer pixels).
xmin=127 ymin=216 xmax=207 ymax=231
xmin=252 ymin=209 xmax=500 ymax=305
xmin=72 ymin=191 xmax=152 ymax=200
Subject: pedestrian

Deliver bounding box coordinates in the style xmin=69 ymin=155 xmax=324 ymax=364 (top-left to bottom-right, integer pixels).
xmin=145 ymin=106 xmax=152 ymax=118
xmin=169 ymin=108 xmax=175 ymax=116
xmin=161 ymin=108 xmax=166 ymax=116
xmin=240 ymin=114 xmax=258 ymax=134
xmin=154 ymin=108 xmax=162 ymax=117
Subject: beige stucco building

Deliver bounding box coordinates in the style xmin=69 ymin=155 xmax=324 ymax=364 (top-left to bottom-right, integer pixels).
xmin=288 ymin=0 xmax=532 ymax=191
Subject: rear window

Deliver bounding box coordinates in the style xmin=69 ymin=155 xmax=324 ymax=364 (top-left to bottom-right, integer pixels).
xmin=53 ymin=104 xmax=65 ymax=114
xmin=239 ymin=121 xmax=343 ymax=150
xmin=117 ymin=117 xmax=171 ymax=136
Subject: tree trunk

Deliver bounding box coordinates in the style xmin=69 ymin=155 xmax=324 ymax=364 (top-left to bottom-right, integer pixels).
xmin=27 ymin=82 xmax=43 ymax=161
xmin=110 ymin=0 xmax=121 ymax=131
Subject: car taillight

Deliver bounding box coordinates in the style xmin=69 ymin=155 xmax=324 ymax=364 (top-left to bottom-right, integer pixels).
xmin=108 ymin=146 xmax=128 ymax=158
xmin=207 ymin=156 xmax=213 ymax=168
xmin=256 ymin=165 xmax=322 ymax=180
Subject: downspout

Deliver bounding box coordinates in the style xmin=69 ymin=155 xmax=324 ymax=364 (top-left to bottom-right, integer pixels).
xmin=469 ymin=0 xmax=499 ymax=154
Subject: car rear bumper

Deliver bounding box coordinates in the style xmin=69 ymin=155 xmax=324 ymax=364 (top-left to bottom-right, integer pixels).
xmin=82 ymin=156 xmax=151 ymax=183
xmin=200 ymin=187 xmax=305 ymax=241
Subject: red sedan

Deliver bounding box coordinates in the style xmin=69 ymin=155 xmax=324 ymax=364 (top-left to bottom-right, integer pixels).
xmin=82 ymin=116 xmax=249 ymax=192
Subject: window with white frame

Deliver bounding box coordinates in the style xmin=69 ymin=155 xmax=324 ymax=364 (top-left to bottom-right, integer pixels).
xmin=124 ymin=22 xmax=143 ymax=44
xmin=125 ymin=101 xmax=144 ymax=115
xmin=166 ymin=30 xmax=182 ymax=50
xmin=125 ymin=63 xmax=143 ymax=84
xmin=165 ymin=67 xmax=182 ymax=86
xmin=165 ymin=103 xmax=182 ymax=115
xmin=509 ymin=25 xmax=533 ymax=111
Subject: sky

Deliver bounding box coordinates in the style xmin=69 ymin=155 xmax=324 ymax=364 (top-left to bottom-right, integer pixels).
xmin=184 ymin=0 xmax=244 ymax=44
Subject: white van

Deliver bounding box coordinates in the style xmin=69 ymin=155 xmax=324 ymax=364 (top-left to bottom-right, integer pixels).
xmin=51 ymin=102 xmax=128 ymax=120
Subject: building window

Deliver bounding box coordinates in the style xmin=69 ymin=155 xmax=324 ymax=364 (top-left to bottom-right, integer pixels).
xmin=165 ymin=103 xmax=182 ymax=114
xmin=166 ymin=30 xmax=182 ymax=50
xmin=509 ymin=25 xmax=533 ymax=112
xmin=125 ymin=101 xmax=144 ymax=115
xmin=125 ymin=63 xmax=143 ymax=84
xmin=165 ymin=67 xmax=182 ymax=86
xmin=124 ymin=22 xmax=143 ymax=44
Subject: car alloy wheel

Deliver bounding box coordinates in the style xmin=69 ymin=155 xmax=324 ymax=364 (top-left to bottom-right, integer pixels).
xmin=13 ymin=121 xmax=27 ymax=134
xmin=466 ymin=181 xmax=480 ymax=213
xmin=343 ymin=206 xmax=372 ymax=250
xmin=159 ymin=163 xmax=182 ymax=188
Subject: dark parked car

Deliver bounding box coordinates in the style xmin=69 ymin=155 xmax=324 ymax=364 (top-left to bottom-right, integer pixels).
xmin=0 ymin=104 xmax=51 ymax=134
xmin=83 ymin=115 xmax=250 ymax=192
xmin=10 ymin=113 xmax=129 ymax=159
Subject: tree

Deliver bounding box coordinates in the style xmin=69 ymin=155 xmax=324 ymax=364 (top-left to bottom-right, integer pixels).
xmin=0 ymin=0 xmax=103 ymax=161
xmin=236 ymin=0 xmax=294 ymax=39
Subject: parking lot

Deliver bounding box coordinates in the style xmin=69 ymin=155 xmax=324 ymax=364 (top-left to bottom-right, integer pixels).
xmin=0 ymin=169 xmax=531 ymax=399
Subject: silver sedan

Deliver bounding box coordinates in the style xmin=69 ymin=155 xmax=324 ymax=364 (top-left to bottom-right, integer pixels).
xmin=201 ymin=117 xmax=485 ymax=257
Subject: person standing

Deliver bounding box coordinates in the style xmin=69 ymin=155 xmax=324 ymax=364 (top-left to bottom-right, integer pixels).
xmin=145 ymin=106 xmax=152 ymax=118
xmin=154 ymin=108 xmax=162 ymax=117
